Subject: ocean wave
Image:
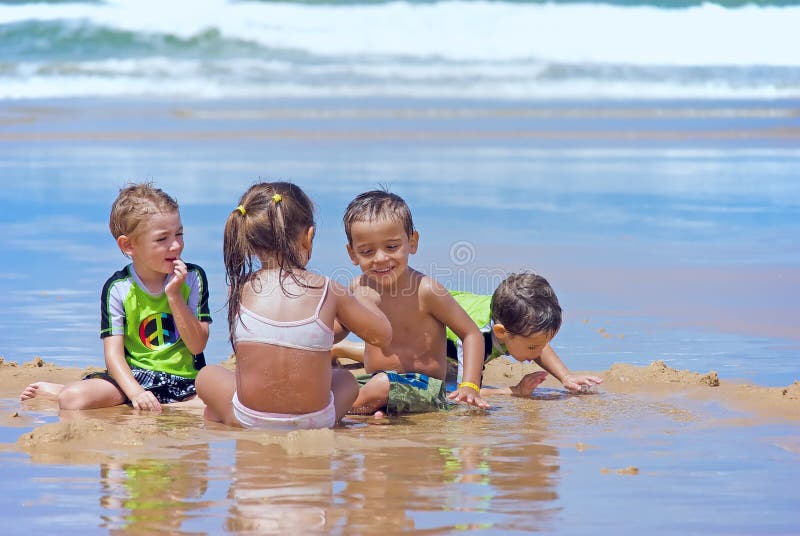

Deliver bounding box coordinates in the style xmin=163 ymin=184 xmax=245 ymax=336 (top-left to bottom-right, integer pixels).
xmin=1 ymin=0 xmax=799 ymax=99
xmin=1 ymin=0 xmax=798 ymax=65
xmin=0 ymin=20 xmax=270 ymax=61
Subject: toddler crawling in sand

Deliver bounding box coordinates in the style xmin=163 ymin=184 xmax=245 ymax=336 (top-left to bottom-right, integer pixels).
xmin=335 ymin=272 xmax=602 ymax=398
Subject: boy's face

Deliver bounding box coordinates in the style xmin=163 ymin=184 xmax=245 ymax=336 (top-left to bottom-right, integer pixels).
xmin=493 ymin=325 xmax=553 ymax=362
xmin=121 ymin=210 xmax=184 ymax=277
xmin=346 ymin=218 xmax=418 ymax=288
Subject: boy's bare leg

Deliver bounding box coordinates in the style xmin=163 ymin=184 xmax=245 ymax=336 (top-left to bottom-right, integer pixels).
xmin=57 ymin=378 xmax=127 ymax=410
xmin=349 ymin=372 xmax=390 ymax=418
xmin=20 ymin=381 xmax=65 ymax=402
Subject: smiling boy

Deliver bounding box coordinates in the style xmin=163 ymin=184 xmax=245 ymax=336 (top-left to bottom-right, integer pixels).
xmin=340 ymin=190 xmax=489 ymax=416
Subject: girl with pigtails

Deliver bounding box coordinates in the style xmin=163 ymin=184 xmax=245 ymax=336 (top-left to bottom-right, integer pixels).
xmin=195 ymin=182 xmax=391 ymax=429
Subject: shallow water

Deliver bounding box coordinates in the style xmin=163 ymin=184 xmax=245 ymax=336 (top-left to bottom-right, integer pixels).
xmin=1 ymin=96 xmax=799 ymax=533
xmin=1 ymin=98 xmax=798 ymax=385
xmin=2 ymin=391 xmax=797 ymax=535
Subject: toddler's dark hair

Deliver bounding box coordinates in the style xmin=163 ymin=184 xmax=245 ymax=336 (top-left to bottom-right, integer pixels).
xmin=491 ymin=272 xmax=562 ymax=336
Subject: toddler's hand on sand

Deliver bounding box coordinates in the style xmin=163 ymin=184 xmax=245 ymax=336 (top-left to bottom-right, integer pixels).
xmin=165 ymin=259 xmax=187 ymax=297
xmin=562 ymin=374 xmax=603 ymax=393
xmin=448 ymin=386 xmax=491 ymax=409
xmin=130 ymin=390 xmax=161 ymax=412
xmin=509 ymin=371 xmax=549 ymax=396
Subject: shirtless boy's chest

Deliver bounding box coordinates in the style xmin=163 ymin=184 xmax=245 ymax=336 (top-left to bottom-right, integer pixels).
xmin=379 ymin=293 xmax=444 ymax=355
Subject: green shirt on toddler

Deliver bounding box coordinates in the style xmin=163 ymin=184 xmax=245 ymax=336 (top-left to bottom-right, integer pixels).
xmin=445 ymin=290 xmax=507 ymax=383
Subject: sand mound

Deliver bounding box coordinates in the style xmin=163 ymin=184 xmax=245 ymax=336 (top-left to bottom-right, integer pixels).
xmin=605 ymin=360 xmax=720 ymax=387
xmin=0 ymin=357 xmax=98 ymax=399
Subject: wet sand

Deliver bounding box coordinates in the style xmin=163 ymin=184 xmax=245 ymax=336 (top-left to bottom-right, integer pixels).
xmin=1 ymin=357 xmax=798 ymax=533
xmin=3 ymin=356 xmax=797 ymax=430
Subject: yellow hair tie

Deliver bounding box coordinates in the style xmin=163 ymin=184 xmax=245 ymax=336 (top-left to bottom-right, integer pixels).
xmin=235 ymin=205 xmax=246 ymax=216
xmin=272 ymin=193 xmax=282 ymax=204
xmin=458 ymin=381 xmax=481 ymax=392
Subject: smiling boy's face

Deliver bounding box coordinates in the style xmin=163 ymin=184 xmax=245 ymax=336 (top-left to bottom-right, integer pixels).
xmin=493 ymin=324 xmax=554 ymax=362
xmin=346 ymin=217 xmax=418 ymax=288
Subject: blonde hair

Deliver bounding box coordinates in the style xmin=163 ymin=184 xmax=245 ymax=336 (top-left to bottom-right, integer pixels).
xmin=223 ymin=182 xmax=317 ymax=343
xmin=108 ymin=182 xmax=179 ymax=256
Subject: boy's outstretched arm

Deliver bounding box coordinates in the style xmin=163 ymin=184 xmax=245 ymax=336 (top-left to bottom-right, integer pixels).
xmin=332 ymin=339 xmax=366 ymax=363
xmin=535 ymin=345 xmax=602 ymax=393
xmin=424 ymin=280 xmax=490 ymax=409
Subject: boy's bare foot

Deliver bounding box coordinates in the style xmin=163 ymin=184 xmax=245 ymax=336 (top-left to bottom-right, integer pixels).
xmin=19 ymin=381 xmax=64 ymax=402
xmin=509 ymin=371 xmax=549 ymax=397
xmin=347 ymin=406 xmax=390 ymax=421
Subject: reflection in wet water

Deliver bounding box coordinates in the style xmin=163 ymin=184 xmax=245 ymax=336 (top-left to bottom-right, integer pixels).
xmin=3 ymin=388 xmax=799 ymax=534
xmin=6 ymin=397 xmax=566 ymax=533
xmin=99 ymin=444 xmax=210 ymax=533
xmin=226 ymin=440 xmax=333 ymax=532
xmin=209 ymin=400 xmax=563 ymax=533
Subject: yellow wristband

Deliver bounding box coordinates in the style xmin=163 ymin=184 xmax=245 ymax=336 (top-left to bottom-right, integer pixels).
xmin=458 ymin=381 xmax=481 ymax=392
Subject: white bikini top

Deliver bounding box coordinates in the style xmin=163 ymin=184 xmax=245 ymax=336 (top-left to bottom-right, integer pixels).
xmin=233 ymin=277 xmax=334 ymax=352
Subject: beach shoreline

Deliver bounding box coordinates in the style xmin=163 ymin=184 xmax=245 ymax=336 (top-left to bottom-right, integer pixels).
xmin=3 ymin=356 xmax=797 ymax=430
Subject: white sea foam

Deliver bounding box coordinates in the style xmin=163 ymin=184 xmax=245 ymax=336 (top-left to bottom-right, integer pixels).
xmin=1 ymin=1 xmax=800 ymax=99
xmin=3 ymin=69 xmax=799 ymax=100
xmin=1 ymin=0 xmax=799 ymax=65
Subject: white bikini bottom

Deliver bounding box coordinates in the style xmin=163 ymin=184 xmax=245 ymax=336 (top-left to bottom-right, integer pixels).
xmin=232 ymin=392 xmax=336 ymax=430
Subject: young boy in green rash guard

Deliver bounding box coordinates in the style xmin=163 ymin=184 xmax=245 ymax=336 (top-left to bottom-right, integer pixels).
xmin=333 ymin=272 xmax=601 ymax=396
xmin=448 ymin=272 xmax=602 ymax=396
xmin=20 ymin=182 xmax=211 ymax=411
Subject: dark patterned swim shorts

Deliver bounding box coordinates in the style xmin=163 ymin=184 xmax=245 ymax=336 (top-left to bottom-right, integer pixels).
xmin=355 ymin=371 xmax=449 ymax=414
xmin=83 ymin=368 xmax=197 ymax=404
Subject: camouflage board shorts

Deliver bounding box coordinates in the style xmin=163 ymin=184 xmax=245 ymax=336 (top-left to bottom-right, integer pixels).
xmin=356 ymin=371 xmax=450 ymax=414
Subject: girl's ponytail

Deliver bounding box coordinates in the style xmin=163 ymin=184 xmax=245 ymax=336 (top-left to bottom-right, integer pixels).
xmin=222 ymin=182 xmax=317 ymax=348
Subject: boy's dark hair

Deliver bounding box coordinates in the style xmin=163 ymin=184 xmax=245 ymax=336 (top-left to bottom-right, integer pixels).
xmin=491 ymin=272 xmax=562 ymax=337
xmin=343 ymin=189 xmax=415 ymax=244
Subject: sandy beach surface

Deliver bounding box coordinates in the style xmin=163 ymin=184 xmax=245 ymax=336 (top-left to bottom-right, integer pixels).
xmin=1 ymin=355 xmax=798 ymax=534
